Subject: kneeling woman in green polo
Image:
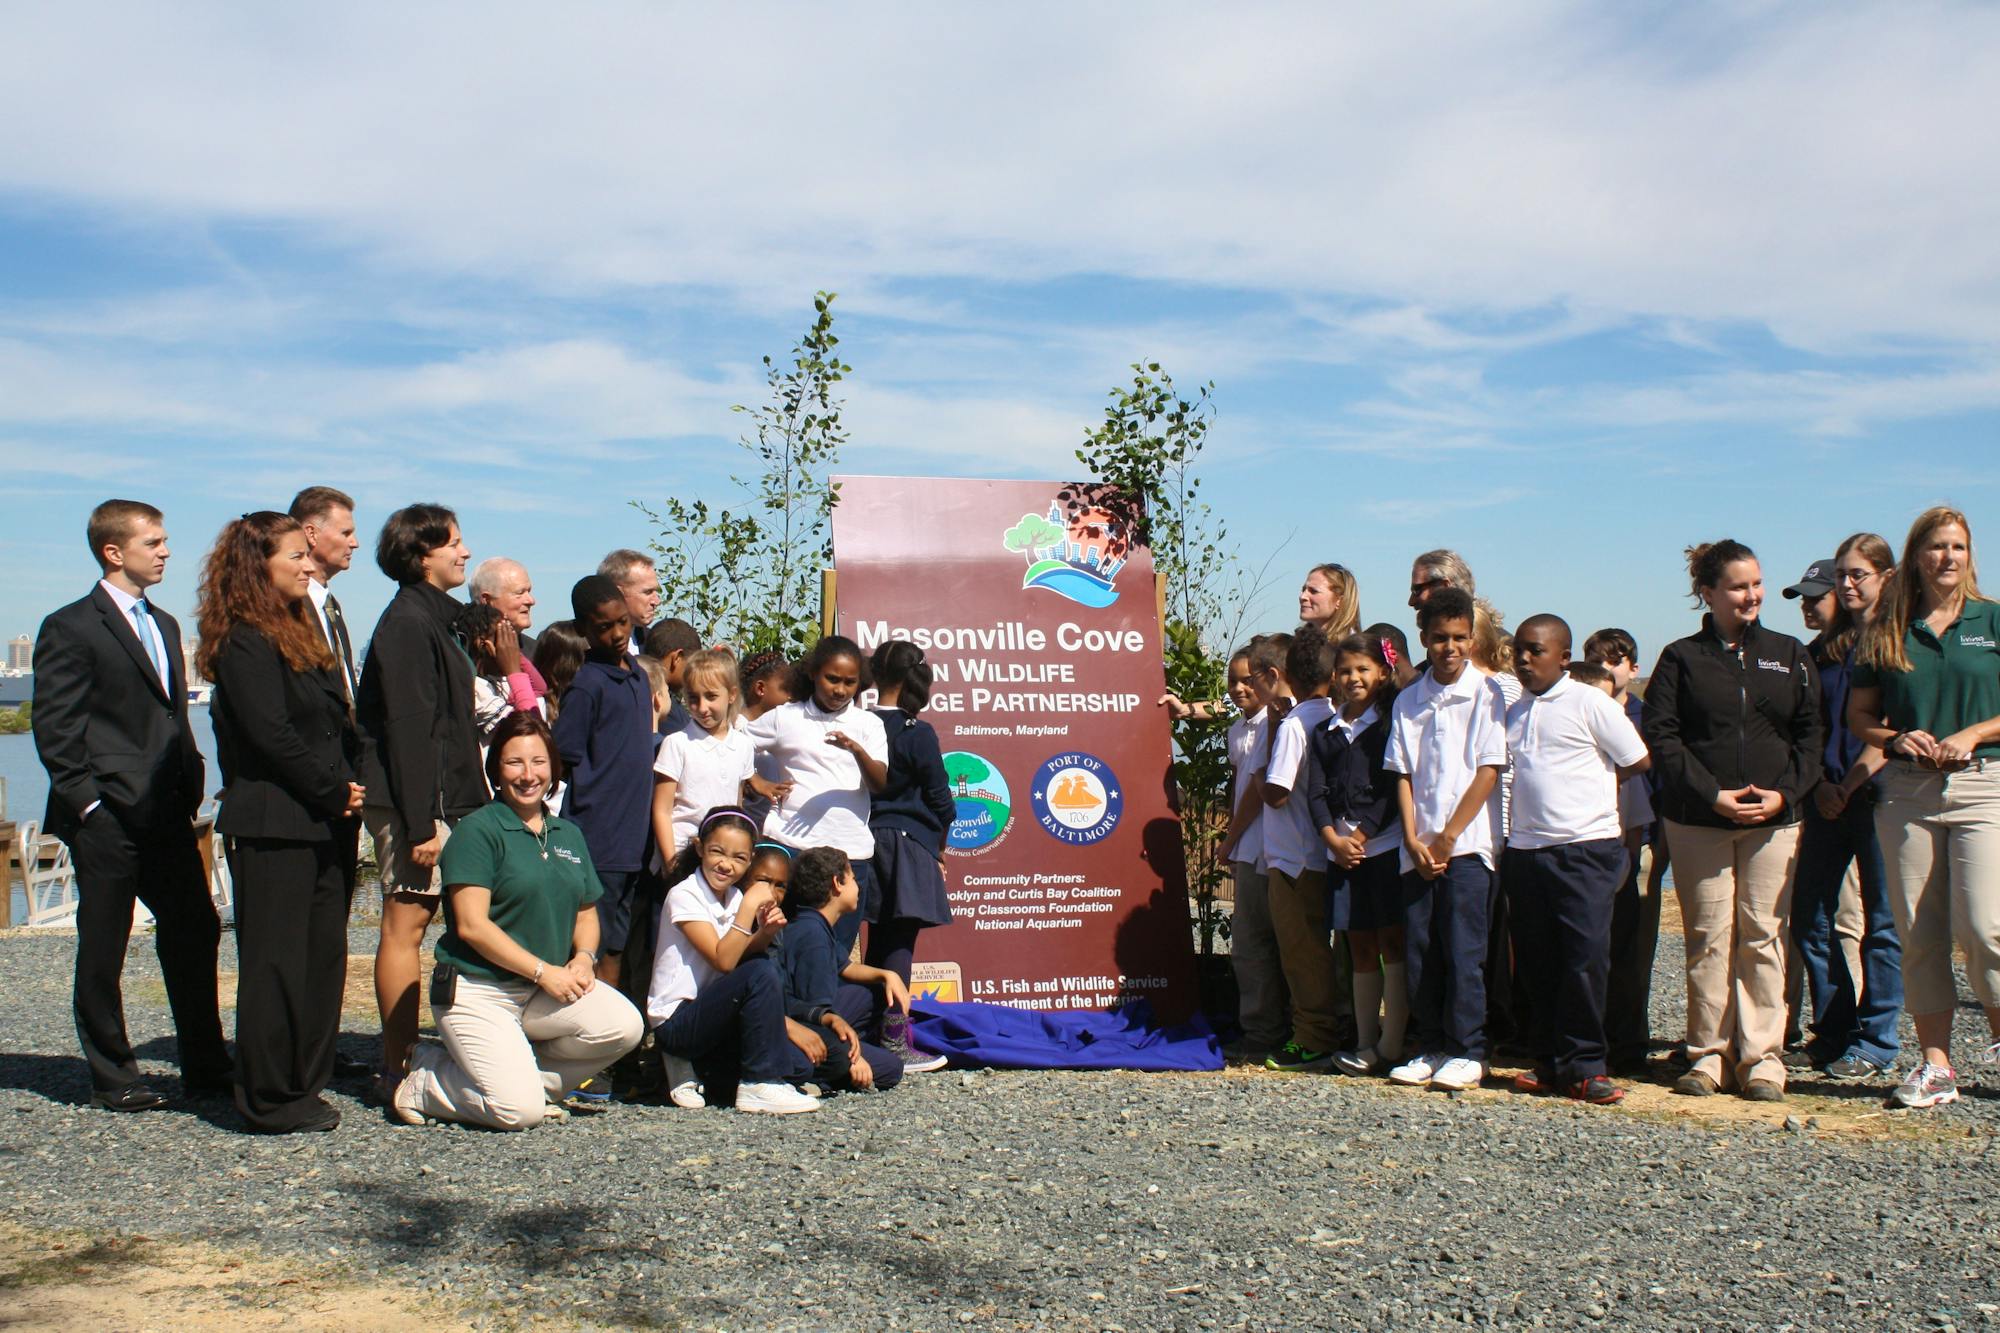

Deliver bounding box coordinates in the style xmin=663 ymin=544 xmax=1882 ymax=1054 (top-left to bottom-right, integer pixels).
xmin=392 ymin=711 xmax=644 ymax=1128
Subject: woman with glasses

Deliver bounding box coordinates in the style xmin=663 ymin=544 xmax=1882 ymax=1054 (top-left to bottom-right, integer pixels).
xmin=1785 ymin=537 xmax=1903 ymax=1082
xmin=1849 ymin=507 xmax=2000 ymax=1109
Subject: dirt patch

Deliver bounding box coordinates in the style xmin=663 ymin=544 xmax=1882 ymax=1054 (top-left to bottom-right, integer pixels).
xmin=0 ymin=1223 xmax=469 ymax=1332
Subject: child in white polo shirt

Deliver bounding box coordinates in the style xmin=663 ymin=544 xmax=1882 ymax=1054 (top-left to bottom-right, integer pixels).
xmin=1260 ymin=628 xmax=1351 ymax=1072
xmin=1504 ymin=615 xmax=1651 ymax=1105
xmin=1217 ymin=637 xmax=1292 ymax=1060
xmin=1386 ymin=588 xmax=1508 ymax=1092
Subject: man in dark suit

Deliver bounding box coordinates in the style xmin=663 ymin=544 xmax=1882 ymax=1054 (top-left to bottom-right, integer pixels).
xmin=31 ymin=499 xmax=231 ymax=1110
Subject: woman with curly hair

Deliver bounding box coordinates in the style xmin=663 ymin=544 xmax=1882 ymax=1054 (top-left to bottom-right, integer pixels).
xmin=197 ymin=511 xmax=365 ymax=1133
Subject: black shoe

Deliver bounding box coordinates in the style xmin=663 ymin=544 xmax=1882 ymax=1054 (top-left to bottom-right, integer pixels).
xmin=332 ymin=1051 xmax=373 ymax=1079
xmin=1779 ymin=1049 xmax=1818 ymax=1071
xmin=290 ymin=1101 xmax=342 ymax=1133
xmin=93 ymin=1082 xmax=167 ymax=1112
xmin=1824 ymin=1054 xmax=1889 ymax=1081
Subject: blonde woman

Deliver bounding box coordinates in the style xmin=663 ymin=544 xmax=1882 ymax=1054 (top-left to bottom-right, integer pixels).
xmin=1849 ymin=507 xmax=2000 ymax=1109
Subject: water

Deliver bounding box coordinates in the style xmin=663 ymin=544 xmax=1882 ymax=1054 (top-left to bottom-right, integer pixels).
xmin=2 ymin=707 xmax=219 ymax=923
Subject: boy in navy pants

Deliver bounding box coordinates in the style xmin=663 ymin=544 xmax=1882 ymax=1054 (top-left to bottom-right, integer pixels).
xmin=1386 ymin=589 xmax=1508 ymax=1092
xmin=1504 ymin=616 xmax=1651 ymax=1104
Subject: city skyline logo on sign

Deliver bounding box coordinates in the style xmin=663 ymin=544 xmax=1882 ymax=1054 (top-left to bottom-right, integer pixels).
xmin=1001 ymin=501 xmax=1127 ymax=609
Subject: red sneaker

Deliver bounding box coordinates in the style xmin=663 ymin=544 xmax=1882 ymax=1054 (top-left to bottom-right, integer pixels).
xmin=1566 ymin=1075 xmax=1627 ymax=1105
xmin=1512 ymin=1068 xmax=1555 ymax=1095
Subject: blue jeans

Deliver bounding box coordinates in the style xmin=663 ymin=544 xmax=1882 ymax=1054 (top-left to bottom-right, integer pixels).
xmin=1791 ymin=797 xmax=1902 ymax=1066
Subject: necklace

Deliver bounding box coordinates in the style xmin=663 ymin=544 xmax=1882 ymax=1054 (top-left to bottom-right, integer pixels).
xmin=515 ymin=806 xmax=551 ymax=859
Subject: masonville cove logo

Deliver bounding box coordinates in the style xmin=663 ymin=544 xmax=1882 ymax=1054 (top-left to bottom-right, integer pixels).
xmin=1031 ymin=751 xmax=1123 ymax=845
xmin=943 ymin=750 xmax=1012 ymax=855
xmin=1002 ymin=502 xmax=1128 ymax=609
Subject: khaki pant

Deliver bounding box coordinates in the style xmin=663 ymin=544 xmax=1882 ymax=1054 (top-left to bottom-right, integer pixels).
xmin=1267 ymin=866 xmax=1348 ymax=1053
xmin=1664 ymin=820 xmax=1801 ymax=1090
xmin=1231 ymin=861 xmax=1291 ymax=1048
xmin=404 ymin=972 xmax=643 ymax=1129
xmin=364 ymin=805 xmax=450 ymax=900
xmin=1873 ymin=762 xmax=2000 ymax=1016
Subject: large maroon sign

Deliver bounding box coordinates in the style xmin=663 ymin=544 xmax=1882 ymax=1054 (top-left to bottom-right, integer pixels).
xmin=831 ymin=475 xmax=1198 ymax=1020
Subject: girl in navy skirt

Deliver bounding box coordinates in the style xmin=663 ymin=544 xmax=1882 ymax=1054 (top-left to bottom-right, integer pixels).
xmin=1307 ymin=632 xmax=1409 ymax=1076
xmin=866 ymin=640 xmax=957 ymax=986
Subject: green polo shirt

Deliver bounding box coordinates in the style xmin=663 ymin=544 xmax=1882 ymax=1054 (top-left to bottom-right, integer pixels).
xmin=435 ymin=801 xmax=604 ymax=982
xmin=1852 ymin=599 xmax=2000 ymax=761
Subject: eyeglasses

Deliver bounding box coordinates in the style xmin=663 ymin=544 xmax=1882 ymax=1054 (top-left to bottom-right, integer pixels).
xmin=1409 ymin=577 xmax=1448 ymax=596
xmin=1833 ymin=569 xmax=1878 ymax=585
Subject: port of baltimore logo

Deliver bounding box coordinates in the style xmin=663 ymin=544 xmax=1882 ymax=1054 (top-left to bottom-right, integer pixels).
xmin=943 ymin=751 xmax=1012 ymax=854
xmin=1002 ymin=502 xmax=1127 ymax=609
xmin=1030 ymin=751 xmax=1123 ymax=845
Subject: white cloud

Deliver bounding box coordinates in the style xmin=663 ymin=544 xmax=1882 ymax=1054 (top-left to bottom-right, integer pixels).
xmin=4 ymin=4 xmax=1999 ymax=348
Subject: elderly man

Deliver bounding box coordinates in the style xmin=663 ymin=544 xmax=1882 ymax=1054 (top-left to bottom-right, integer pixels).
xmin=1408 ymin=548 xmax=1476 ymax=624
xmin=597 ymin=548 xmax=661 ymax=654
xmin=470 ymin=556 xmax=539 ymax=656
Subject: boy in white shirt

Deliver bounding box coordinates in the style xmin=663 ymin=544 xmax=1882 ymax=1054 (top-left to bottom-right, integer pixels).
xmin=1260 ymin=629 xmax=1353 ymax=1072
xmin=1218 ymin=639 xmax=1292 ymax=1061
xmin=1385 ymin=589 xmax=1508 ymax=1091
xmin=1504 ymin=616 xmax=1651 ymax=1105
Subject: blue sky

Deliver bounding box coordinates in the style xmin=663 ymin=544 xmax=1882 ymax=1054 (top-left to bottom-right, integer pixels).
xmin=4 ymin=4 xmax=1999 ymax=671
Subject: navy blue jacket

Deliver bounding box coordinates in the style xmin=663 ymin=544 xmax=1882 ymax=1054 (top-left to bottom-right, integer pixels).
xmin=774 ymin=910 xmax=844 ymax=1024
xmin=1808 ymin=634 xmax=1865 ymax=785
xmin=1303 ymin=708 xmax=1396 ymax=839
xmin=551 ymin=653 xmax=654 ymax=871
xmin=869 ymin=708 xmax=957 ymax=858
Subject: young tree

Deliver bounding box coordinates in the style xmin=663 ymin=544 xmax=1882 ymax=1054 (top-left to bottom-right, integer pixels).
xmin=638 ymin=292 xmax=849 ymax=656
xmin=1071 ymin=364 xmax=1276 ymax=961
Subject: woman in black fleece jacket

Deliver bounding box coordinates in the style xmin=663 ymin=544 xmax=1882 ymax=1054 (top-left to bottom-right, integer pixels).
xmin=1643 ymin=539 xmax=1822 ymax=1103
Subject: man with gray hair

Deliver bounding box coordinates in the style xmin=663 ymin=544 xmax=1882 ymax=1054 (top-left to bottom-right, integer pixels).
xmin=470 ymin=556 xmax=539 ymax=658
xmin=597 ymin=548 xmax=661 ymax=655
xmin=1408 ymin=548 xmax=1476 ymax=624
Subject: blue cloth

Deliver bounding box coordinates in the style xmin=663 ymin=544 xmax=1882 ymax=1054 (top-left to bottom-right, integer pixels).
xmin=551 ymin=654 xmax=654 ymax=871
xmin=1792 ymin=798 xmax=1902 ymax=1065
xmin=909 ymin=998 xmax=1223 ymax=1072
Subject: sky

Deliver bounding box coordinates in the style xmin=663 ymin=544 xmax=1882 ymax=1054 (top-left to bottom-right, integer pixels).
xmin=4 ymin=3 xmax=1999 ymax=672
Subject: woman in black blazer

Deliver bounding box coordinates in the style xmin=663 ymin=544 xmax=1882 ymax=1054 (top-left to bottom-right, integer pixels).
xmin=197 ymin=512 xmax=364 ymax=1134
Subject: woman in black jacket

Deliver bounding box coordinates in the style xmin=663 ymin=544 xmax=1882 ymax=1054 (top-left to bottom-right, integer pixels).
xmin=1643 ymin=540 xmax=1822 ymax=1102
xmin=198 ymin=512 xmax=365 ymax=1133
xmin=355 ymin=503 xmax=485 ymax=1089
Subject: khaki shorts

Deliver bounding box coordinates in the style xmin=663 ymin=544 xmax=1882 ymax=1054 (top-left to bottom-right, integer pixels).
xmin=364 ymin=806 xmax=450 ymax=900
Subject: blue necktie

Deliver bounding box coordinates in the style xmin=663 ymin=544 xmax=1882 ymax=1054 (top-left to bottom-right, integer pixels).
xmin=132 ymin=599 xmax=169 ymax=687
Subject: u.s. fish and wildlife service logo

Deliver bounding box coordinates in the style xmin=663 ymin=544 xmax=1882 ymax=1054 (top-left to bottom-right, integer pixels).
xmin=943 ymin=750 xmax=1012 ymax=855
xmin=1002 ymin=502 xmax=1127 ymax=609
xmin=1031 ymin=751 xmax=1123 ymax=845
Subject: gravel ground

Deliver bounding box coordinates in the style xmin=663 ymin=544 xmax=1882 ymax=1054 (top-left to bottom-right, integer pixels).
xmin=3 ymin=923 xmax=1999 ymax=1331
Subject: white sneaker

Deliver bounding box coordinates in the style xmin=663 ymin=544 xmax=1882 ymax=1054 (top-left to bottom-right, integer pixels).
xmin=663 ymin=1053 xmax=705 ymax=1109
xmin=1388 ymin=1052 xmax=1442 ymax=1085
xmin=539 ymin=1099 xmax=570 ymax=1123
xmin=901 ymin=1051 xmax=949 ymax=1074
xmin=390 ymin=1045 xmax=438 ymax=1125
xmin=1430 ymin=1057 xmax=1486 ymax=1091
xmin=734 ymin=1081 xmax=822 ymax=1114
